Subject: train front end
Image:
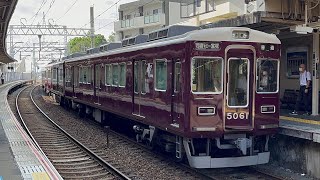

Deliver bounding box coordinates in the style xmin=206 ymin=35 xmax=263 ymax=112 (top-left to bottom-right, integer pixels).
xmin=183 ymin=28 xmax=280 ymax=168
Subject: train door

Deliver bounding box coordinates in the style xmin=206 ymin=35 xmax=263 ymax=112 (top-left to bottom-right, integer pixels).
xmin=224 ymin=47 xmax=255 ymax=130
xmin=171 ymin=60 xmax=181 ymax=127
xmin=133 ymin=60 xmax=146 ymax=117
xmin=94 ymin=64 xmax=101 ymax=105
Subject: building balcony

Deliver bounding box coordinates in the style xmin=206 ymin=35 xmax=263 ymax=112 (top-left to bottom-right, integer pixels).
xmin=114 ymin=13 xmax=165 ymax=32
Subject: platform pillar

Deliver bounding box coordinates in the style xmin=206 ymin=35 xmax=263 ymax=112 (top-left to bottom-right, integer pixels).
xmin=312 ymin=29 xmax=319 ymax=116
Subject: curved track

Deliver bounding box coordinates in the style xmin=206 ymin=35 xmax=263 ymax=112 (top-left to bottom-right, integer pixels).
xmin=15 ymin=85 xmax=131 ymax=180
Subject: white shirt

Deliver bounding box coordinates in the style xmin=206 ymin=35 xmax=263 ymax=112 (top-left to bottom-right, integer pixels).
xmin=299 ymin=71 xmax=311 ymax=86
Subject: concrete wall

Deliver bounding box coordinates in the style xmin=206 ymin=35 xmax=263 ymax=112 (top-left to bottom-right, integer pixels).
xmin=270 ymin=134 xmax=320 ymax=178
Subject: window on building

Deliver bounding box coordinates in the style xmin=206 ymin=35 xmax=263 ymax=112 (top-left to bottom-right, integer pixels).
xmin=192 ymin=57 xmax=222 ymax=93
xmin=119 ymin=63 xmax=126 ymax=87
xmin=105 ymin=64 xmax=112 ymax=85
xmin=112 ymin=64 xmax=119 ymax=86
xmin=180 ymin=0 xmax=215 ymax=18
xmin=155 ymin=60 xmax=167 ymax=91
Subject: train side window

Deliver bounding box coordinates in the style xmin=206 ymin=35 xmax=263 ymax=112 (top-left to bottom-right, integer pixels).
xmin=174 ymin=62 xmax=181 ymax=92
xmin=119 ymin=63 xmax=126 ymax=87
xmin=112 ymin=64 xmax=119 ymax=86
xmin=105 ymin=64 xmax=112 ymax=86
xmin=79 ymin=67 xmax=82 ymax=83
xmin=191 ymin=57 xmax=222 ymax=94
xmin=82 ymin=67 xmax=88 ymax=83
xmin=155 ymin=59 xmax=167 ymax=91
xmin=52 ymin=68 xmax=57 ymax=81
xmin=141 ymin=61 xmax=147 ymax=93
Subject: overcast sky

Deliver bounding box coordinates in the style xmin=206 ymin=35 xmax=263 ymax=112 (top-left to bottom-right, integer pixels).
xmin=9 ymin=0 xmax=136 ymax=37
xmin=9 ymin=0 xmax=136 ymax=70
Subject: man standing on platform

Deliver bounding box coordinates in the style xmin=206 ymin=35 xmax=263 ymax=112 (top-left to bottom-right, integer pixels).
xmin=290 ymin=64 xmax=312 ymax=116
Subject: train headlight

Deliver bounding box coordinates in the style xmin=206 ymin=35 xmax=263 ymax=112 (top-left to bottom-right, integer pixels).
xmin=198 ymin=107 xmax=215 ymax=116
xmin=270 ymin=45 xmax=275 ymax=51
xmin=232 ymin=31 xmax=249 ymax=39
xmin=261 ymin=44 xmax=275 ymax=51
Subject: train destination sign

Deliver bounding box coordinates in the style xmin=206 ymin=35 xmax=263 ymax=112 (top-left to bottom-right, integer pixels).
xmin=195 ymin=42 xmax=220 ymax=51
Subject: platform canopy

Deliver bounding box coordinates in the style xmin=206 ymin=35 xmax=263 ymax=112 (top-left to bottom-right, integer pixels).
xmin=0 ymin=0 xmax=18 ymax=64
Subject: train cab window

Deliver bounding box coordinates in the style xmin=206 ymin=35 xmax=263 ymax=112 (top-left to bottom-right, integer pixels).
xmin=256 ymin=59 xmax=279 ymax=93
xmin=155 ymin=60 xmax=167 ymax=91
xmin=105 ymin=64 xmax=112 ymax=85
xmin=119 ymin=63 xmax=126 ymax=87
xmin=112 ymin=64 xmax=119 ymax=86
xmin=174 ymin=62 xmax=181 ymax=92
xmin=227 ymin=58 xmax=249 ymax=107
xmin=191 ymin=57 xmax=222 ymax=93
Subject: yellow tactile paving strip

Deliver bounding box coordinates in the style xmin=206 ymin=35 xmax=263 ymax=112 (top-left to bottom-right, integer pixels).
xmin=280 ymin=116 xmax=320 ymax=125
xmin=31 ymin=172 xmax=50 ymax=180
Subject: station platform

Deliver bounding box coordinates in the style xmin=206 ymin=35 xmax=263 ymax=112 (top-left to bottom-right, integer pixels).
xmin=279 ymin=109 xmax=320 ymax=143
xmin=0 ymin=81 xmax=61 ymax=180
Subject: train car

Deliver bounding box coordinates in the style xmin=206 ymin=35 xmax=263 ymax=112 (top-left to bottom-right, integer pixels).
xmin=45 ymin=25 xmax=281 ymax=168
xmin=41 ymin=66 xmax=53 ymax=94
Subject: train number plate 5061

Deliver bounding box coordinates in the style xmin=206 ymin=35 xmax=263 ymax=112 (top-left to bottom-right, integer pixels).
xmin=226 ymin=112 xmax=249 ymax=120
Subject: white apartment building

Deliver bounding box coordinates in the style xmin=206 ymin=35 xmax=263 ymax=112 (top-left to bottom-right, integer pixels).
xmin=114 ymin=0 xmax=248 ymax=41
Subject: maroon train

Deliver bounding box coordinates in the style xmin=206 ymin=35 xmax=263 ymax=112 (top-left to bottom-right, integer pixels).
xmin=42 ymin=26 xmax=281 ymax=168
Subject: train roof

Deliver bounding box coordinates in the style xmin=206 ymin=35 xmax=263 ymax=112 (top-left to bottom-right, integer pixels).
xmin=48 ymin=27 xmax=280 ymax=66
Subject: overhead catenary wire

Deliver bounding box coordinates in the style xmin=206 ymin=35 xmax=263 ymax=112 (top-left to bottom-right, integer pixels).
xmin=44 ymin=0 xmax=56 ymax=17
xmin=56 ymin=0 xmax=79 ymax=22
xmin=80 ymin=0 xmax=122 ymax=29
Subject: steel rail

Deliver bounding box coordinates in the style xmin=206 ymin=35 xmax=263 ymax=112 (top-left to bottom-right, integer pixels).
xmin=16 ymin=85 xmax=131 ymax=180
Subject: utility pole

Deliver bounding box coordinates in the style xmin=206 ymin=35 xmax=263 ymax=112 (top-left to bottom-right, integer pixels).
xmin=90 ymin=6 xmax=95 ymax=48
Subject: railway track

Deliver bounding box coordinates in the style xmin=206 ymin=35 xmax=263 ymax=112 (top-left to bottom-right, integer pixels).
xmin=15 ymin=85 xmax=131 ymax=180
xmin=12 ymin=85 xmax=287 ymax=180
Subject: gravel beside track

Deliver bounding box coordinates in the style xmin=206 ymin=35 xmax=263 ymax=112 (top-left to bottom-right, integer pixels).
xmin=15 ymin=86 xmax=129 ymax=180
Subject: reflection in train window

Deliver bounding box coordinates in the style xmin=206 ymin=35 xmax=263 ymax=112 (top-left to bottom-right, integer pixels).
xmin=257 ymin=59 xmax=279 ymax=93
xmin=191 ymin=57 xmax=222 ymax=93
xmin=155 ymin=60 xmax=167 ymax=91
xmin=112 ymin=64 xmax=119 ymax=86
xmin=105 ymin=64 xmax=112 ymax=85
xmin=141 ymin=61 xmax=147 ymax=93
xmin=227 ymin=58 xmax=249 ymax=107
xmin=119 ymin=63 xmax=126 ymax=87
xmin=174 ymin=62 xmax=181 ymax=92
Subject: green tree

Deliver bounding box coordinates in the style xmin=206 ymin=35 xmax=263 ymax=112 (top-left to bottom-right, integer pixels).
xmin=68 ymin=34 xmax=107 ymax=54
xmin=107 ymin=32 xmax=116 ymax=43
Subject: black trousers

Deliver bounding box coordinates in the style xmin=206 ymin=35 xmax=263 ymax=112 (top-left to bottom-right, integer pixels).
xmin=295 ymin=86 xmax=311 ymax=112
